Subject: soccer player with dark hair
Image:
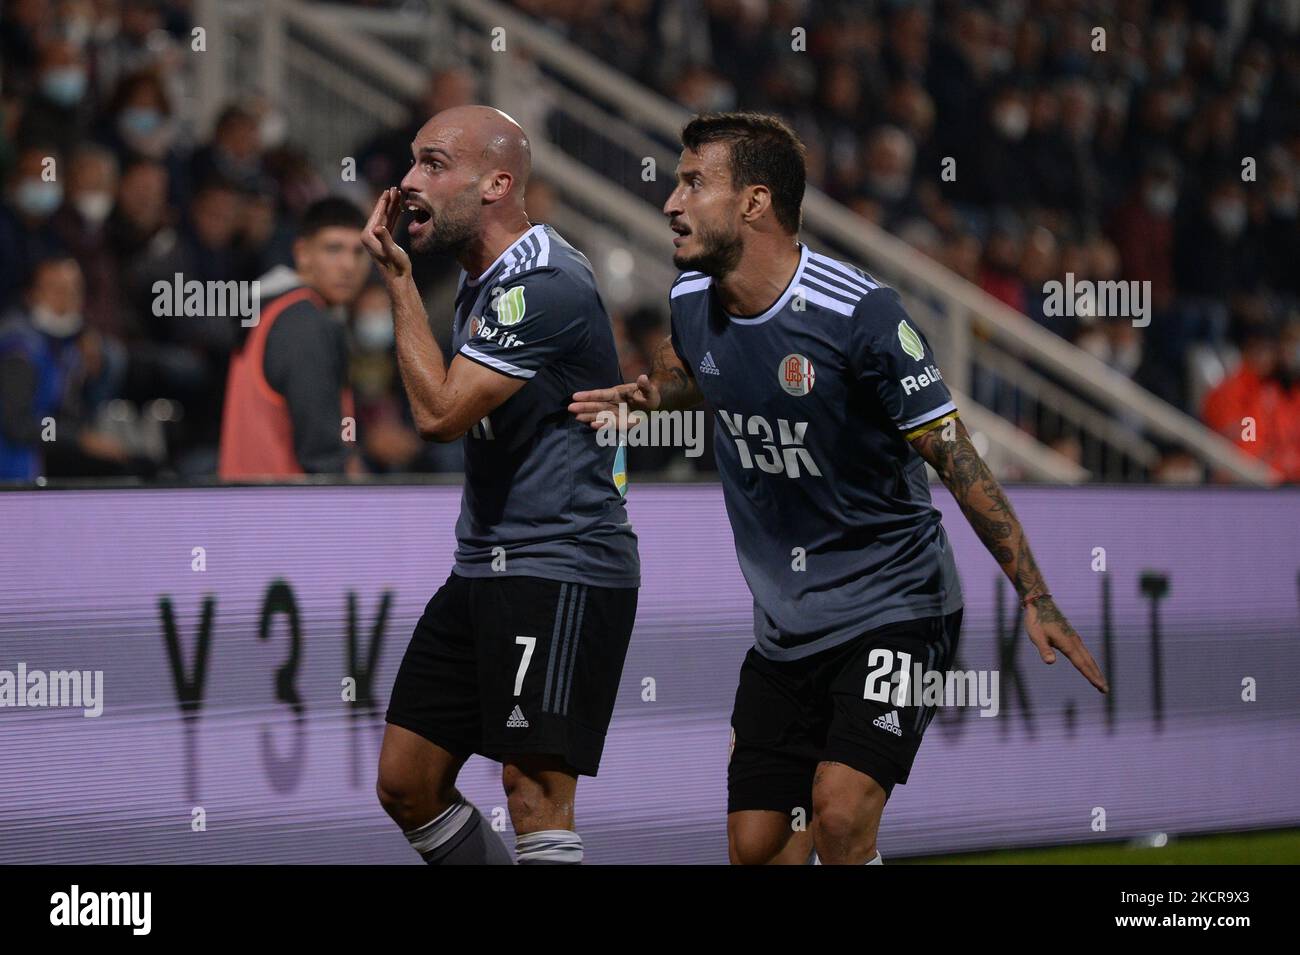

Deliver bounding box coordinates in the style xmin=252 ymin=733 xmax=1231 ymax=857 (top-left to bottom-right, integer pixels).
xmin=364 ymin=106 xmax=639 ymax=865
xmin=218 ymin=196 xmax=369 ymax=478
xmin=571 ymin=112 xmax=1106 ymax=865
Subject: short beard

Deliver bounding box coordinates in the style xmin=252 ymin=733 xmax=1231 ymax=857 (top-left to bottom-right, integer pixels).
xmin=673 ymin=223 xmax=743 ymax=279
xmin=411 ymin=186 xmax=479 ymax=256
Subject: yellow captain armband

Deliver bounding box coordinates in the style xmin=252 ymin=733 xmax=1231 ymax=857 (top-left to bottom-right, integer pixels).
xmin=904 ymin=411 xmax=959 ymax=442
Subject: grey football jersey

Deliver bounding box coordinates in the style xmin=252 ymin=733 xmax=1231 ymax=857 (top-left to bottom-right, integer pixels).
xmin=669 ymin=244 xmax=962 ymax=660
xmin=450 ymin=224 xmax=639 ymax=588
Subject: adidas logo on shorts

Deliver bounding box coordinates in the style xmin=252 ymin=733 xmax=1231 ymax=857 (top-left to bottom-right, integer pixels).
xmin=506 ymin=705 xmax=530 ymax=728
xmin=872 ymin=710 xmax=903 ymax=737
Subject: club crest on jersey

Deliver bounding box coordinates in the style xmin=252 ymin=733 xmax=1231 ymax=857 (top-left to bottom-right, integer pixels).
xmin=898 ymin=320 xmax=925 ymax=361
xmin=779 ymin=354 xmax=815 ymax=396
xmin=493 ymin=285 xmax=527 ymax=325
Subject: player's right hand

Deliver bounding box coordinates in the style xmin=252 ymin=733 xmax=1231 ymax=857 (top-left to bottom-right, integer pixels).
xmin=362 ymin=186 xmax=412 ymax=281
xmin=569 ymin=375 xmax=661 ymax=428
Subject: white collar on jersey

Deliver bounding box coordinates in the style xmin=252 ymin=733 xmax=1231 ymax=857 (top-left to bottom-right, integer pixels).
xmin=464 ymin=223 xmax=547 ymax=287
xmin=723 ymin=243 xmax=810 ymax=325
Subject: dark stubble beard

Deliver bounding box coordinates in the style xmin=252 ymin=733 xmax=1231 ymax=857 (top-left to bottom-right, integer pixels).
xmin=673 ymin=220 xmax=743 ymax=279
xmin=411 ymin=183 xmax=480 ymax=256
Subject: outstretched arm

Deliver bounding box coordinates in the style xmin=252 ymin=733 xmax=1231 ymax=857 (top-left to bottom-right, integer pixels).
xmin=362 ymin=187 xmax=525 ymax=441
xmin=645 ymin=336 xmax=704 ymax=411
xmin=569 ymin=335 xmax=703 ymax=426
xmin=910 ymin=413 xmax=1109 ymax=693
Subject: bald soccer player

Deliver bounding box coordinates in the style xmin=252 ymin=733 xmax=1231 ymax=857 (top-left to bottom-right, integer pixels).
xmin=366 ymin=107 xmax=639 ymax=865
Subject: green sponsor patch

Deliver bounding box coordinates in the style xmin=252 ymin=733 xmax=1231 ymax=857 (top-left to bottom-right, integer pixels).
xmin=898 ymin=319 xmax=924 ymax=361
xmin=494 ymin=285 xmax=527 ymax=326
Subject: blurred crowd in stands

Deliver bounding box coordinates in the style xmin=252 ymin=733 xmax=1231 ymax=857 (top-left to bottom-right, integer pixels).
xmin=1 ymin=0 xmax=1297 ymax=483
xmin=514 ymin=0 xmax=1300 ymax=481
xmin=0 ymin=0 xmax=451 ymax=480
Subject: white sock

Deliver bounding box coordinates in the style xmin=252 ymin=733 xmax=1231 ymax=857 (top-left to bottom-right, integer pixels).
xmin=812 ymin=850 xmax=884 ymax=864
xmin=516 ymin=829 xmax=583 ymax=864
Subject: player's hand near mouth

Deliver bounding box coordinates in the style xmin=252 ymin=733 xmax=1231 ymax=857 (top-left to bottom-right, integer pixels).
xmin=363 ymin=186 xmax=412 ymax=282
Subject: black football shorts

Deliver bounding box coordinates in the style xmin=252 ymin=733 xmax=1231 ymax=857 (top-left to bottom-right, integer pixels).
xmin=386 ymin=572 xmax=637 ymax=776
xmin=728 ymin=609 xmax=963 ymax=814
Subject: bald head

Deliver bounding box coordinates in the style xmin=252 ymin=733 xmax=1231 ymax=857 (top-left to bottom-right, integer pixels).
xmin=422 ymin=105 xmax=531 ymax=189
xmin=400 ymin=104 xmax=533 ymax=256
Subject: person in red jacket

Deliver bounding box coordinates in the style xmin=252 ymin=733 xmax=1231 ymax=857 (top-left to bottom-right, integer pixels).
xmin=1201 ymin=322 xmax=1300 ymax=482
xmin=1274 ymin=320 xmax=1300 ymax=482
xmin=218 ymin=197 xmax=369 ymax=479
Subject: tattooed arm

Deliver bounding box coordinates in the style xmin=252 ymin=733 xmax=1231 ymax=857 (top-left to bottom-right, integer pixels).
xmin=645 ymin=336 xmax=704 ymax=411
xmin=569 ymin=335 xmax=703 ymax=425
xmin=911 ymin=413 xmax=1109 ymax=693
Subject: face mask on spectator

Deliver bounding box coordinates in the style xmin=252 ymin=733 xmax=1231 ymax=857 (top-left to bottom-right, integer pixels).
xmin=14 ymin=179 xmax=63 ymax=218
xmin=869 ymin=172 xmax=910 ymax=202
xmin=64 ymin=16 xmax=94 ymax=48
xmin=1077 ymin=330 xmax=1109 ymax=363
xmin=356 ymin=311 xmax=394 ymax=350
xmin=699 ymin=83 xmax=736 ymax=114
xmin=41 ymin=67 xmax=87 ymax=106
xmin=31 ymin=304 xmax=84 ymax=339
xmin=1144 ymin=182 xmax=1177 ymax=215
xmin=1210 ymin=200 xmax=1246 ymax=239
xmin=260 ymin=110 xmax=288 ymax=149
xmin=1114 ymin=338 xmax=1142 ymax=376
xmin=119 ymin=107 xmax=164 ymax=138
xmin=994 ymin=104 xmax=1029 ymax=140
xmin=74 ymin=191 xmax=114 ymax=225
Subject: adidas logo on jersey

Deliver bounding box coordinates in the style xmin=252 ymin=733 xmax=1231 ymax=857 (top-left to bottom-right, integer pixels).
xmin=872 ymin=710 xmax=903 ymax=736
xmin=506 ymin=705 xmax=530 ymax=728
xmin=699 ymin=351 xmax=721 ymax=376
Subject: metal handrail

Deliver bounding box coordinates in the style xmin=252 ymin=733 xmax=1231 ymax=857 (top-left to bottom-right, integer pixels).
xmin=970 ymin=341 xmax=1161 ymax=466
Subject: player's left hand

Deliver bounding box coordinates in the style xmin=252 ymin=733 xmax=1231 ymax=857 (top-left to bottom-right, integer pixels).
xmin=1024 ymin=597 xmax=1109 ymax=693
xmin=363 ymin=186 xmax=411 ymax=281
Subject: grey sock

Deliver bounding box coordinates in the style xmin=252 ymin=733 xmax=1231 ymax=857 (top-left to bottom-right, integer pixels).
xmin=516 ymin=829 xmax=583 ymax=864
xmin=404 ymin=798 xmax=514 ymax=865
